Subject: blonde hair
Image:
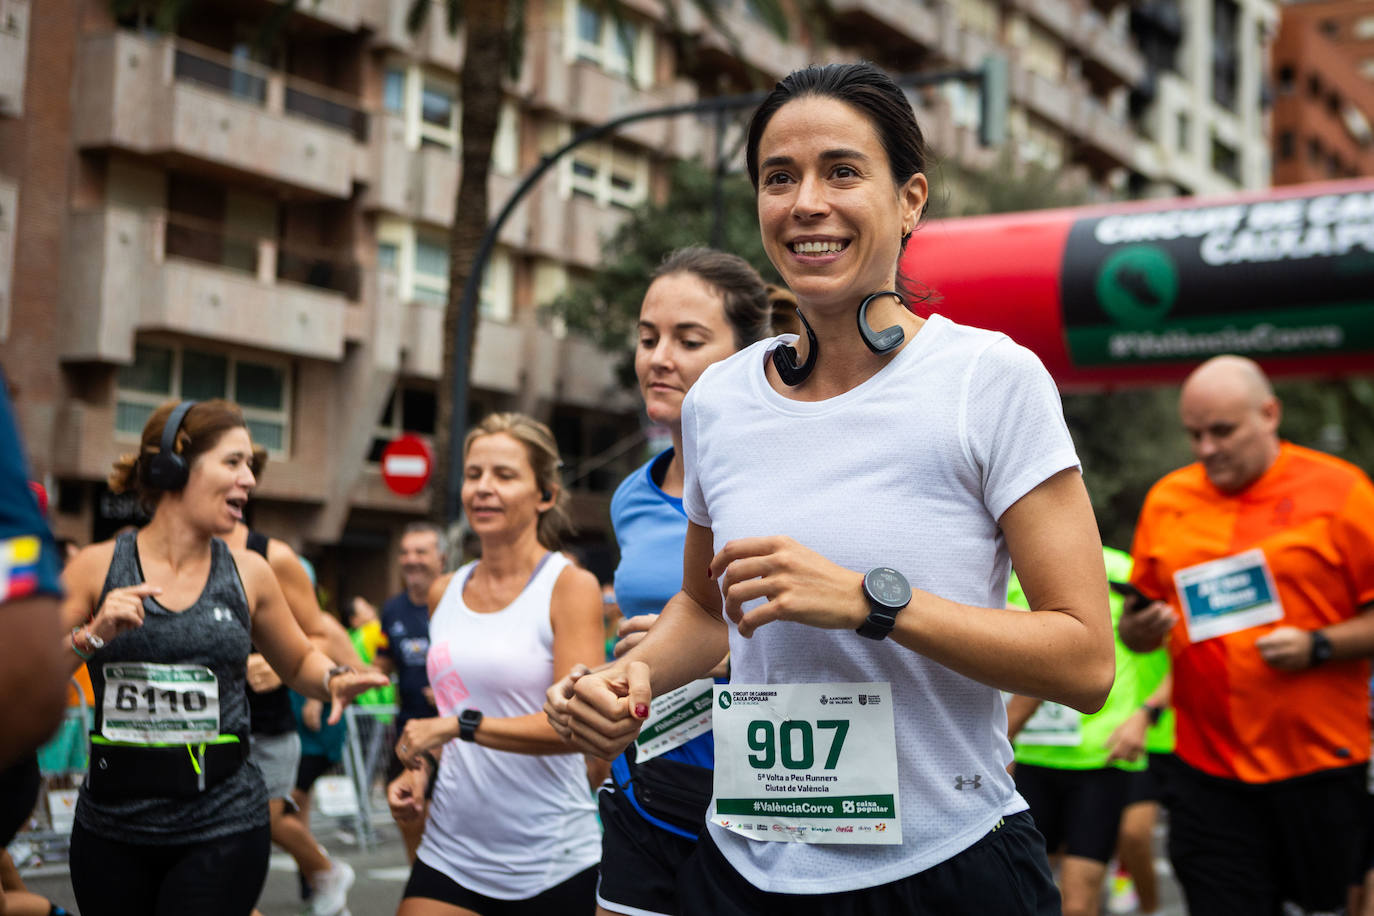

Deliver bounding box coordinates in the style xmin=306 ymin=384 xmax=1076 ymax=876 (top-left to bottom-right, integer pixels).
xmin=462 ymin=412 xmax=572 ymax=549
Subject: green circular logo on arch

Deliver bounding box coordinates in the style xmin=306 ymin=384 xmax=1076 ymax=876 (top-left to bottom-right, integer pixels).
xmin=1095 ymin=245 xmax=1179 ymax=329
xmin=718 ymin=691 xmax=732 ymax=709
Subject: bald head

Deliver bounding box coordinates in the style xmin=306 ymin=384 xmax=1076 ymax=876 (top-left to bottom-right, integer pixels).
xmin=1181 ymin=355 xmax=1274 ymax=409
xmin=1179 ymin=355 xmax=1281 ymax=493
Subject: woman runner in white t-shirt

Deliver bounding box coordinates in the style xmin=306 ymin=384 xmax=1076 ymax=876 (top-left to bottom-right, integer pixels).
xmin=389 ymin=413 xmax=605 ymax=916
xmin=550 ymin=62 xmax=1115 ymax=914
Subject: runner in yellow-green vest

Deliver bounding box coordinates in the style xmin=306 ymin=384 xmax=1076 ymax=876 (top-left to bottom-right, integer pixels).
xmin=1006 ymin=546 xmax=1172 ymax=916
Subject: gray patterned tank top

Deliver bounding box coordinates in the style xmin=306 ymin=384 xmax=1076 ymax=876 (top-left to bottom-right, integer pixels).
xmin=74 ymin=532 xmax=269 ymax=843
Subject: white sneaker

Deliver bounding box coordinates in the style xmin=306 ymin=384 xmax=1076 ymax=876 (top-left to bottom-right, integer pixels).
xmin=310 ymin=860 xmax=355 ymax=916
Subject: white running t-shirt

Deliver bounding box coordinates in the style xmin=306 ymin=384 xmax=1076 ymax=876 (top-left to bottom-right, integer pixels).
xmin=682 ymin=313 xmax=1080 ymax=894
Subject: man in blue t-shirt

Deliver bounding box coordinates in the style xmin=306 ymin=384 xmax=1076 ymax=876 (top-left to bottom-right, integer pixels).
xmin=375 ymin=521 xmax=446 ymax=861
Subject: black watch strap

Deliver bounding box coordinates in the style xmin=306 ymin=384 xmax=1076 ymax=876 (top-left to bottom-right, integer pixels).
xmin=1309 ymin=630 xmax=1334 ymax=667
xmin=857 ymin=608 xmax=900 ymax=640
xmin=458 ymin=709 xmax=483 ymax=742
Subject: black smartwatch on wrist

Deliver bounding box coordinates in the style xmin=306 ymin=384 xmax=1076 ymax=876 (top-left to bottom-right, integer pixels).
xmin=458 ymin=708 xmax=484 ymax=742
xmin=857 ymin=567 xmax=912 ymax=640
xmin=1142 ymin=702 xmax=1165 ymax=726
xmin=1309 ymin=630 xmax=1334 ymax=667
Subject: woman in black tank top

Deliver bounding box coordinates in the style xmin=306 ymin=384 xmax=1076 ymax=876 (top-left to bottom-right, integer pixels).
xmin=55 ymin=399 xmax=387 ymax=916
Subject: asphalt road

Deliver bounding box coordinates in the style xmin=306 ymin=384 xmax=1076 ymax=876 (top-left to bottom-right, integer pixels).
xmin=18 ymin=819 xmax=1188 ymax=915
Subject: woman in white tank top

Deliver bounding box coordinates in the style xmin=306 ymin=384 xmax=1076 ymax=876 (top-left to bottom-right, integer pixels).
xmin=389 ymin=413 xmax=605 ymax=916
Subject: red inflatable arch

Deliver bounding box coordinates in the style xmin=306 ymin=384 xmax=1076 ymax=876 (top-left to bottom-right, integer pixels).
xmin=905 ymin=177 xmax=1374 ymax=390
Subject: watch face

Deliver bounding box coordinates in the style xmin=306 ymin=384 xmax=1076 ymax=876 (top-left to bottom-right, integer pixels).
xmin=866 ymin=567 xmax=911 ymax=609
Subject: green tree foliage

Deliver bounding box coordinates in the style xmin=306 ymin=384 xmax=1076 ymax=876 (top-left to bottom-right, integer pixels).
xmin=1060 ymin=386 xmax=1190 ymax=550
xmin=1274 ymin=377 xmax=1374 ymax=473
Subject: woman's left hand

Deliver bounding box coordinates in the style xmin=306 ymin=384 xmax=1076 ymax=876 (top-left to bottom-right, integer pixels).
xmin=712 ymin=537 xmax=868 ymax=638
xmin=325 ymin=668 xmax=391 ymax=725
xmin=395 ymin=716 xmax=458 ymax=768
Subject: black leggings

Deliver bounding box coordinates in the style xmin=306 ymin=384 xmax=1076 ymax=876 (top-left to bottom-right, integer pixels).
xmin=69 ymin=820 xmax=271 ymax=916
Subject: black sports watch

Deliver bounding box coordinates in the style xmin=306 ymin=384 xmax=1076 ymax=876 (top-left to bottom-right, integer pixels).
xmin=458 ymin=708 xmax=484 ymax=742
xmin=857 ymin=567 xmax=912 ymax=640
xmin=1309 ymin=630 xmax=1334 ymax=667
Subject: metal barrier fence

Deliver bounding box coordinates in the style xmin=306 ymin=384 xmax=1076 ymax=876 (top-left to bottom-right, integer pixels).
xmin=335 ymin=704 xmax=401 ymax=853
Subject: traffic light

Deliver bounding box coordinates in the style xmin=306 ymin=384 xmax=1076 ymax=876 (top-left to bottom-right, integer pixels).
xmin=979 ymin=54 xmax=1009 ymax=148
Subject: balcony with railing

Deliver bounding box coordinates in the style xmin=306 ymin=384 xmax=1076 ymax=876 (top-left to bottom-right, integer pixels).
xmin=75 ymin=30 xmax=368 ymax=199
xmin=827 ymin=0 xmax=942 ymax=52
xmin=1073 ymin=93 xmax=1135 ymax=170
xmin=0 ymin=0 xmax=29 ymax=117
xmin=1009 ymin=0 xmax=1143 ymax=89
xmin=520 ymin=28 xmax=699 ymax=157
xmin=291 ymin=0 xmax=367 ymax=32
xmin=1019 ymin=68 xmax=1078 ymax=131
xmin=362 ymin=113 xmax=531 ymax=245
xmin=525 ymin=178 xmax=630 ymax=269
xmin=360 ymin=0 xmax=464 ymax=70
xmin=58 ymin=207 xmax=355 ymax=365
xmin=677 ymin=2 xmax=810 ymax=83
xmin=1074 ymin=6 xmax=1145 ymax=89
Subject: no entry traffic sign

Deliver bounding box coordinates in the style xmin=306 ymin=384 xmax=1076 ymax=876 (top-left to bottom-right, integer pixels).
xmin=381 ymin=434 xmax=433 ymax=496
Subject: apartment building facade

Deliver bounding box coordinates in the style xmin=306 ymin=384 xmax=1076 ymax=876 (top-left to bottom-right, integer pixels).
xmin=2 ymin=0 xmax=1160 ymax=602
xmin=1271 ymin=0 xmax=1374 ymax=185
xmin=1127 ymin=0 xmax=1277 ymax=196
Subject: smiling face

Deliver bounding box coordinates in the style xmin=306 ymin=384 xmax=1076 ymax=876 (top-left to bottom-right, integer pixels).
xmin=635 ymin=272 xmax=739 ymax=430
xmin=461 ymin=432 xmax=549 ymax=544
xmin=178 ymin=426 xmax=256 ymax=535
xmin=398 ymin=529 xmax=443 ymax=597
xmin=755 ymin=96 xmax=927 ymax=312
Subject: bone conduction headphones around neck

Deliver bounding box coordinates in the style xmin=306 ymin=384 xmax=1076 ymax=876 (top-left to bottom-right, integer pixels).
xmin=772 ymin=291 xmax=906 ymax=388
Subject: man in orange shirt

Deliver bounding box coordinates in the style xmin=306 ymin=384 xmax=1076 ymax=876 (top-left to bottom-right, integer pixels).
xmin=1121 ymin=354 xmax=1374 ymax=915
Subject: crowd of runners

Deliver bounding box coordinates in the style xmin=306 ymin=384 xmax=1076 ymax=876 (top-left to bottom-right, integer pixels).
xmin=1 ymin=61 xmax=1373 ymax=916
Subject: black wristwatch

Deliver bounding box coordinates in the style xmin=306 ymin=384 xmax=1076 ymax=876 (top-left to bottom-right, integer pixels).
xmin=857 ymin=567 xmax=912 ymax=640
xmin=1309 ymin=630 xmax=1334 ymax=667
xmin=458 ymin=708 xmax=484 ymax=742
xmin=1142 ymin=702 xmax=1165 ymax=726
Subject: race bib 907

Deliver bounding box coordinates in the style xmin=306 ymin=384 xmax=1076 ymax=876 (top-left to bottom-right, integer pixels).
xmin=710 ymin=682 xmax=901 ymax=845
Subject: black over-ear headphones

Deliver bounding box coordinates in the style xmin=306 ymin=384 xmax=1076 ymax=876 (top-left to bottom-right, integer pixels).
xmin=141 ymin=400 xmax=198 ymax=491
xmin=772 ymin=308 xmax=819 ymax=387
xmin=858 ymin=291 xmax=906 ymax=355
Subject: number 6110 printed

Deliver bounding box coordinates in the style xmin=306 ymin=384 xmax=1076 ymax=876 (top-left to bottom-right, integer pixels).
xmin=112 ymin=683 xmax=211 ymax=714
